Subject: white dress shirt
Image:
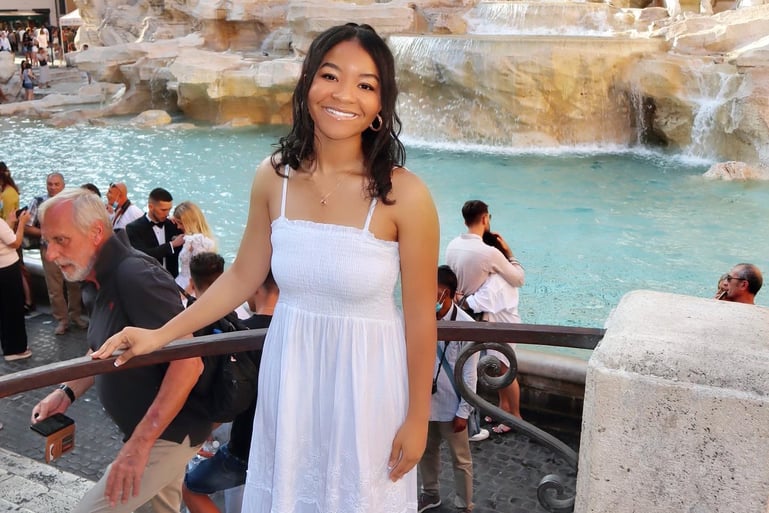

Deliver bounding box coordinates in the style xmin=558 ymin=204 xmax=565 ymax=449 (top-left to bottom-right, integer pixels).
xmin=446 ymin=233 xmax=525 ymax=296
xmin=149 ymin=214 xmax=166 ymax=245
xmin=430 ymin=305 xmax=480 ymax=422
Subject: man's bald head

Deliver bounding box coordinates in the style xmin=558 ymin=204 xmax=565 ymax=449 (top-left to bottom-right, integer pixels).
xmin=107 ymin=182 xmax=129 ymax=205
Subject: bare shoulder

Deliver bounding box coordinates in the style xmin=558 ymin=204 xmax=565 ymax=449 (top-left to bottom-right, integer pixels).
xmin=390 ymin=166 xmax=433 ymax=208
xmin=254 ymin=156 xmax=282 ymax=182
xmin=251 ymin=156 xmax=284 ymax=196
xmin=388 ymin=167 xmax=438 ymax=235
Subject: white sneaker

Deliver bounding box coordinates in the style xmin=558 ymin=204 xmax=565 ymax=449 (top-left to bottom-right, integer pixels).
xmin=468 ymin=428 xmax=489 ymax=442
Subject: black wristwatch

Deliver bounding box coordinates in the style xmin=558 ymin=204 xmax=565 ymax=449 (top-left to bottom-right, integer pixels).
xmin=58 ymin=384 xmax=76 ymax=403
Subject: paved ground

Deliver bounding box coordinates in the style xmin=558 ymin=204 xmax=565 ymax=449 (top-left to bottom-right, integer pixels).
xmin=0 ymin=312 xmax=578 ymax=512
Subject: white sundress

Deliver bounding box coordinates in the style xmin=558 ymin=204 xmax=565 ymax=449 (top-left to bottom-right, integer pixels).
xmin=241 ymin=170 xmax=416 ymax=513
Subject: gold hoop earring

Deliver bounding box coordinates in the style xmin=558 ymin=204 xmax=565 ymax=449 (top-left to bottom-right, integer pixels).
xmin=369 ymin=114 xmax=383 ymax=132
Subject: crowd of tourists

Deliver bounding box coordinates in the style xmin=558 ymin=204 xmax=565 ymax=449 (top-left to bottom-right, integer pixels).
xmin=0 ymin=22 xmax=77 ymax=64
xmin=0 ymin=21 xmax=83 ymax=103
xmin=0 ymin=21 xmax=764 ymax=513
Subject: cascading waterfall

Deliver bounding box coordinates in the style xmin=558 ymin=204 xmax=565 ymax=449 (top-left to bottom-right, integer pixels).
xmin=148 ymin=64 xmax=172 ymax=111
xmin=464 ymin=1 xmax=629 ymax=37
xmin=685 ymin=65 xmax=745 ymax=160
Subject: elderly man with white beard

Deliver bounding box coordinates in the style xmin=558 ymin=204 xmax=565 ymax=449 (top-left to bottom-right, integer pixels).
xmin=30 ymin=188 xmax=212 ymax=513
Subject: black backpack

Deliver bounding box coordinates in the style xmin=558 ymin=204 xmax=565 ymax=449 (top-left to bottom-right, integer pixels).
xmin=187 ymin=294 xmax=260 ymax=423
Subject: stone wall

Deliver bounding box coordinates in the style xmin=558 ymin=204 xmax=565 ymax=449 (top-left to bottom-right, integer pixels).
xmin=576 ymin=290 xmax=769 ymax=512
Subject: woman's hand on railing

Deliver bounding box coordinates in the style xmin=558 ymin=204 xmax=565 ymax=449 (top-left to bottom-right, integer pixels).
xmin=91 ymin=327 xmax=164 ymax=366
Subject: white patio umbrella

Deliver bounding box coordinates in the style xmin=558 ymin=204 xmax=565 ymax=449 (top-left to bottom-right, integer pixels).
xmin=59 ymin=9 xmax=83 ymax=27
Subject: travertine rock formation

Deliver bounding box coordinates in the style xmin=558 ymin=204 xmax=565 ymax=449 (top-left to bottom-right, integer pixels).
xmin=130 ymin=109 xmax=173 ymax=127
xmin=0 ymin=52 xmax=15 ymax=84
xmin=703 ymin=160 xmax=769 ymax=180
xmin=19 ymin=0 xmax=769 ymax=172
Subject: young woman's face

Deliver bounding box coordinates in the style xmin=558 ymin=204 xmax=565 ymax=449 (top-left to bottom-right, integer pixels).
xmin=307 ymin=40 xmax=382 ymax=143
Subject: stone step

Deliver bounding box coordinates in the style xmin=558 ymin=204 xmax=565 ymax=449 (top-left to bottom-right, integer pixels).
xmin=0 ymin=447 xmax=92 ymax=512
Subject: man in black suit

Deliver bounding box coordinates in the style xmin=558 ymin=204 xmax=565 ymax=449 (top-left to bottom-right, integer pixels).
xmin=126 ymin=187 xmax=184 ymax=277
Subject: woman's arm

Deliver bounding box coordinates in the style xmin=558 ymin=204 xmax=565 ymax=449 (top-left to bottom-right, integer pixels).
xmin=3 ymin=210 xmax=30 ymax=249
xmin=93 ymin=159 xmax=277 ymax=364
xmin=387 ymin=169 xmax=439 ymax=481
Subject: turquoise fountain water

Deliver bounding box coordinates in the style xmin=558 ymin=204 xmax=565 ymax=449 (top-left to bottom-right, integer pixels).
xmin=3 ymin=118 xmax=768 ymax=333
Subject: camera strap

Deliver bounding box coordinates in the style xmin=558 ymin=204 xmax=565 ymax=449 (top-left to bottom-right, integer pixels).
xmin=112 ymin=200 xmax=131 ymax=227
xmin=432 ymin=305 xmax=458 ymax=392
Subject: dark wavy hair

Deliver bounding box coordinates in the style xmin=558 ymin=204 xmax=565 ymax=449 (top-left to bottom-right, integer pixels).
xmin=271 ymin=23 xmax=405 ymax=204
xmin=0 ymin=162 xmax=19 ymax=193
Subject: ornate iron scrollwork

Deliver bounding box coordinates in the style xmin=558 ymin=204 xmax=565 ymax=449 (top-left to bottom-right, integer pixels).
xmin=453 ymin=341 xmax=577 ymax=513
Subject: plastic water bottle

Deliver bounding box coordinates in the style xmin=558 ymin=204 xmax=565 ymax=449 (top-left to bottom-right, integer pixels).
xmin=198 ymin=438 xmax=220 ymax=458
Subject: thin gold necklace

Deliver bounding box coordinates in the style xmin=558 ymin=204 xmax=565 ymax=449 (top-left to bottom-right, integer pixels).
xmin=318 ymin=176 xmax=343 ymax=206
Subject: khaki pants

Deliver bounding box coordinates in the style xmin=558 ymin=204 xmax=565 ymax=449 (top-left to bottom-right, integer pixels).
xmin=41 ymin=246 xmax=83 ymax=324
xmin=418 ymin=420 xmax=474 ymax=510
xmin=74 ymin=437 xmax=201 ymax=513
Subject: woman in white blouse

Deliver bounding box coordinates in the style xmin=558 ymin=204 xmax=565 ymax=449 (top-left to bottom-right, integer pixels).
xmin=0 ymin=208 xmax=32 ymax=360
xmin=172 ymin=201 xmax=216 ymax=295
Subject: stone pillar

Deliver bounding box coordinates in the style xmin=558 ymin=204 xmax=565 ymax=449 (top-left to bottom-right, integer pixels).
xmin=576 ymin=290 xmax=769 ymax=513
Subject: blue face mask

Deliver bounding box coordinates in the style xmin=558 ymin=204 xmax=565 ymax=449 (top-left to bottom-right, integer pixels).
xmin=436 ymin=289 xmax=449 ymax=313
xmin=112 ymin=201 xmax=119 ymax=210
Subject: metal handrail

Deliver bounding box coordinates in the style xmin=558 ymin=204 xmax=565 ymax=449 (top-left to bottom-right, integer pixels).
xmin=443 ymin=322 xmax=604 ymax=513
xmin=454 ymin=342 xmax=577 ymax=513
xmin=0 ymin=329 xmax=268 ymax=399
xmin=0 ymin=322 xmax=603 ymax=399
xmin=0 ymin=321 xmax=604 ymax=512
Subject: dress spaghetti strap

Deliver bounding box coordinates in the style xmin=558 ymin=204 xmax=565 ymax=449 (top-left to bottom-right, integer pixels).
xmin=280 ymin=165 xmax=290 ymax=218
xmin=362 ymin=198 xmax=378 ymax=233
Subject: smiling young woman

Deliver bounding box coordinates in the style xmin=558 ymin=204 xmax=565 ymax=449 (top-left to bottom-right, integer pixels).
xmin=94 ymin=23 xmax=439 ymax=513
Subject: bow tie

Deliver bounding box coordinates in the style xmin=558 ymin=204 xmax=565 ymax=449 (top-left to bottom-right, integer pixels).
xmin=150 ymin=221 xmax=165 ymax=228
